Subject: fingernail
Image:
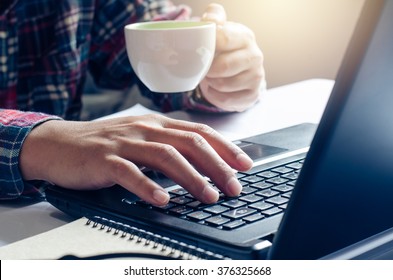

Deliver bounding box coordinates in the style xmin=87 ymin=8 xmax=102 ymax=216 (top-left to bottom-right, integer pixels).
xmin=202 ymin=185 xmax=219 ymax=203
xmin=226 ymin=177 xmax=242 ymax=196
xmin=153 ymin=189 xmax=170 ymax=206
xmin=237 ymin=152 xmax=253 ymax=169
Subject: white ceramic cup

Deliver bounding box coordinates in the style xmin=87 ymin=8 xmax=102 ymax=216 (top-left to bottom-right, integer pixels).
xmin=124 ymin=20 xmax=216 ymax=93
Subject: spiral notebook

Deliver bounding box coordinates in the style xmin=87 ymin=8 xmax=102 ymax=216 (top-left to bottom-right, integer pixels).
xmin=45 ymin=0 xmax=393 ymax=260
xmin=0 ymin=217 xmax=219 ymax=260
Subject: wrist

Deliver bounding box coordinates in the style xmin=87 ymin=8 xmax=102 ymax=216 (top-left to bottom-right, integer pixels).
xmin=19 ymin=119 xmax=62 ymax=182
xmin=187 ymin=86 xmax=225 ymax=113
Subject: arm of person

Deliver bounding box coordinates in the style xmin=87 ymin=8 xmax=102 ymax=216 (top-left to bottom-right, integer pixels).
xmin=0 ymin=1 xmax=259 ymax=203
xmin=18 ymin=114 xmax=253 ymax=206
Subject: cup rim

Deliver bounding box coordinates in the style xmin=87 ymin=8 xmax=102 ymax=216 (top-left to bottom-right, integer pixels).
xmin=124 ymin=20 xmax=215 ymax=31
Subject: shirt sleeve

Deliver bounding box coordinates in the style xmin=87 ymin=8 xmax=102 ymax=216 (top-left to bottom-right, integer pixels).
xmin=0 ymin=109 xmax=61 ymax=199
xmin=87 ymin=0 xmax=184 ymax=89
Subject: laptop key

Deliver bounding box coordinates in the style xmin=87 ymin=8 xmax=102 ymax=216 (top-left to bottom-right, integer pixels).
xmin=250 ymin=181 xmax=273 ymax=190
xmin=256 ymin=189 xmax=280 ymax=198
xmin=249 ymin=201 xmax=274 ymax=211
xmin=243 ymin=213 xmax=265 ymax=223
xmin=205 ymin=216 xmax=231 ymax=226
xmin=272 ymin=184 xmax=294 ymax=193
xmin=241 ymin=186 xmax=258 ymax=195
xmin=239 ymin=194 xmax=263 ymax=203
xmin=282 ymin=192 xmax=292 ymax=198
xmin=204 ymin=205 xmax=229 ymax=214
xmin=241 ymin=175 xmax=264 ymax=184
xmin=169 ymin=206 xmax=193 ymax=216
xmin=222 ymin=220 xmax=246 ymax=230
xmin=286 ymin=162 xmax=303 ymax=170
xmin=186 ymin=200 xmax=208 ymax=209
xmin=169 ymin=188 xmax=188 ymax=196
xmin=281 ymin=172 xmax=299 ymax=180
xmin=279 ymin=204 xmax=288 ymax=210
xmin=266 ymin=177 xmax=289 ymax=185
xmin=265 ymin=196 xmax=289 ymax=205
xmin=272 ymin=166 xmax=293 ymax=174
xmin=287 ymin=181 xmax=297 ymax=186
xmin=257 ymin=171 xmax=279 ymax=179
xmin=239 ymin=181 xmax=250 ymax=187
xmin=170 ymin=196 xmax=194 ymax=205
xmin=187 ymin=211 xmax=212 ymax=221
xmin=262 ymin=207 xmax=283 ymax=216
xmin=222 ymin=199 xmax=246 ymax=209
xmin=222 ymin=207 xmax=256 ymax=219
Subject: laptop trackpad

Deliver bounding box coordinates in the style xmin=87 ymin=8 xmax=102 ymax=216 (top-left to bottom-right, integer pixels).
xmin=236 ymin=142 xmax=288 ymax=161
xmin=236 ymin=123 xmax=317 ymax=161
xmin=245 ymin=123 xmax=316 ymax=148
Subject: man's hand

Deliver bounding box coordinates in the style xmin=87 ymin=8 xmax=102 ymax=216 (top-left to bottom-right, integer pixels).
xmin=19 ymin=115 xmax=253 ymax=206
xmin=200 ymin=3 xmax=265 ymax=112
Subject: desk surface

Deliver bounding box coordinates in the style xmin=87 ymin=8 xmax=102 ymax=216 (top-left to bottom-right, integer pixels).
xmin=0 ymin=79 xmax=334 ymax=247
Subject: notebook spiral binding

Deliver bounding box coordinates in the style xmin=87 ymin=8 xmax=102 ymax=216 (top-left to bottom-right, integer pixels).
xmin=86 ymin=215 xmax=229 ymax=260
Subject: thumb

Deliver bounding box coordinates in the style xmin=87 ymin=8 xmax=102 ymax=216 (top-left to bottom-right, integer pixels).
xmin=201 ymin=3 xmax=227 ymax=25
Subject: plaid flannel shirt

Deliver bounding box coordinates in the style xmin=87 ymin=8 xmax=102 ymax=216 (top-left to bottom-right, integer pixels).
xmin=0 ymin=0 xmax=221 ymax=199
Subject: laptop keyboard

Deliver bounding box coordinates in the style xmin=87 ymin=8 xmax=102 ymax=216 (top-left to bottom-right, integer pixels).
xmin=128 ymin=158 xmax=304 ymax=230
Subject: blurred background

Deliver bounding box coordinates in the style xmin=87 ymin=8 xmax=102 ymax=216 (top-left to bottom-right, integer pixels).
xmin=172 ymin=0 xmax=365 ymax=88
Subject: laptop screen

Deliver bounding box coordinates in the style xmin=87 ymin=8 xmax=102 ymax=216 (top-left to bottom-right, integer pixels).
xmin=269 ymin=0 xmax=393 ymax=259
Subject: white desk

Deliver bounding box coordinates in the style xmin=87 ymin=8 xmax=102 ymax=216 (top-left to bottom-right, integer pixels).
xmin=0 ymin=79 xmax=334 ymax=247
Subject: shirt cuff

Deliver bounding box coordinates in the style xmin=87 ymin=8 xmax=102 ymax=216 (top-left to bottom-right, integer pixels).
xmin=0 ymin=109 xmax=61 ymax=199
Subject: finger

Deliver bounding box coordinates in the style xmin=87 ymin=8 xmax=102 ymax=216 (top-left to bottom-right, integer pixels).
xmin=120 ymin=140 xmax=220 ymax=204
xmin=205 ymin=68 xmax=264 ymax=93
xmin=201 ymin=3 xmax=227 ymax=25
xmin=144 ymin=127 xmax=242 ymax=197
xmin=207 ymin=47 xmax=264 ymax=78
xmin=107 ymin=156 xmax=170 ymax=206
xmin=215 ymin=22 xmax=256 ymax=52
xmin=200 ymin=82 xmax=261 ymax=112
xmin=161 ymin=118 xmax=253 ymax=171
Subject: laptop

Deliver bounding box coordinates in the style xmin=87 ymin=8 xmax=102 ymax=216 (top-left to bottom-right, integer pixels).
xmin=46 ymin=0 xmax=393 ymax=260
